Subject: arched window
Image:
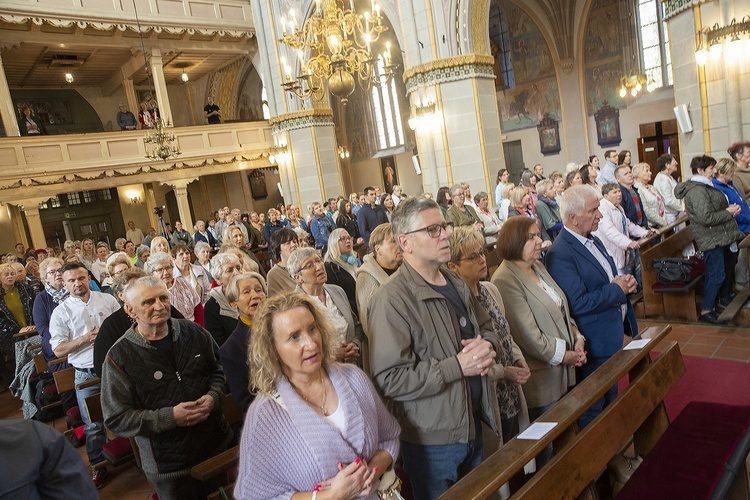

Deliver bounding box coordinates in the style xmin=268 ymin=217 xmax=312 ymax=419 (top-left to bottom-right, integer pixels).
xmin=489 ymin=2 xmax=514 ymax=89
xmin=371 ymin=55 xmax=404 ymax=150
xmin=637 ymin=0 xmax=672 ymax=88
xmin=261 ymin=87 xmax=270 ymax=120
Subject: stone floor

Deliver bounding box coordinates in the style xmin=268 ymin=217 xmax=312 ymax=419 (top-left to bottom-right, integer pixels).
xmin=2 ymin=319 xmax=749 ymax=498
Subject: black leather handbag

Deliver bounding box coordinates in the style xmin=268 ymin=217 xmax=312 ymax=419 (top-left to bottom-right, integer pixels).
xmin=653 ymin=258 xmax=695 ymax=284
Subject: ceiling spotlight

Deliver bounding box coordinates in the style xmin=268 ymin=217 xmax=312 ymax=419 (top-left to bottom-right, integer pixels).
xmin=65 ymin=73 xmax=74 ymax=83
xmin=181 ymin=72 xmax=189 ymax=82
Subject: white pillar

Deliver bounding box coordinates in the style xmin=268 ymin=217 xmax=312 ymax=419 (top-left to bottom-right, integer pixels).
xmin=0 ymin=54 xmax=20 ymax=137
xmin=123 ymin=79 xmax=139 ymax=117
xmin=150 ymin=49 xmax=173 ymax=125
xmin=17 ymin=201 xmax=47 ymax=249
xmin=164 ymin=178 xmax=197 ymax=232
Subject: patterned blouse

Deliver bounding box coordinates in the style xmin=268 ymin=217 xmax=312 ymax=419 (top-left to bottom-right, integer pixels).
xmin=168 ymin=276 xmax=200 ymax=322
xmin=477 ymin=283 xmax=520 ymax=419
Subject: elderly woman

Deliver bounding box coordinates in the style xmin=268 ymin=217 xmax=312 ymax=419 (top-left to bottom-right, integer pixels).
xmin=147 ymin=252 xmax=203 ymax=325
xmin=172 ymin=244 xmax=211 ymax=305
xmin=534 ymin=179 xmax=562 ymax=241
xmin=288 ymin=248 xmax=365 ymax=365
xmin=204 ymin=253 xmax=243 ymax=346
xmin=32 ymin=258 xmax=72 ymax=378
xmin=508 ymin=186 xmax=532 ymax=219
xmin=99 ymin=252 xmax=133 ymax=291
xmin=520 ymin=170 xmax=539 ymax=206
xmin=235 ymin=292 xmax=400 ymax=499
xmin=676 ymin=156 xmax=745 ymax=324
xmin=134 ymin=245 xmax=150 ymax=270
xmin=219 ymin=272 xmax=267 ymax=414
xmin=446 ymin=184 xmax=484 ymax=233
xmin=267 ymin=228 xmax=299 ymax=297
xmin=356 ymin=224 xmax=402 ymax=343
xmin=448 ymin=228 xmax=530 ymax=442
xmin=223 ymin=225 xmax=266 ymax=278
xmin=101 ymin=276 xmax=231 ymax=500
xmin=25 ymin=260 xmax=41 ymax=281
xmin=497 ymin=182 xmax=515 ymax=222
xmin=492 ymin=217 xmax=586 ymax=465
xmin=194 ymin=241 xmax=213 ymax=280
xmin=149 ymin=236 xmax=170 ymax=255
xmin=632 ymin=162 xmax=667 ymax=228
xmin=324 ymin=228 xmax=361 ymax=315
xmin=0 ymin=263 xmax=36 ymax=388
xmin=193 ymin=220 xmax=217 ymax=249
xmin=474 ymin=191 xmax=502 ymax=245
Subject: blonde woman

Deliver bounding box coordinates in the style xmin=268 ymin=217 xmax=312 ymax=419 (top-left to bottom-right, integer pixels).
xmin=324 ymin=228 xmax=361 ymax=315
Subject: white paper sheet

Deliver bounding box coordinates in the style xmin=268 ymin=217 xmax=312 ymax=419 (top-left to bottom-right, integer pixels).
xmin=517 ymin=422 xmax=558 ymax=440
xmin=624 ymin=339 xmax=650 ymax=350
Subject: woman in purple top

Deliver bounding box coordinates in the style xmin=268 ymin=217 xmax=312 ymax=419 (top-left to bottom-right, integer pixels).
xmin=235 ymin=292 xmax=400 ymax=499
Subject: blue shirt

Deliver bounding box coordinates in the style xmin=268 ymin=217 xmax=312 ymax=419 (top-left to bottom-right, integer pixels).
xmin=713 ymin=178 xmax=750 ymax=233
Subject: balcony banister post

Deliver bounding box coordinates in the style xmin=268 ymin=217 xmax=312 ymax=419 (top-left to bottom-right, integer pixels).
xmin=0 ymin=53 xmax=20 ymax=137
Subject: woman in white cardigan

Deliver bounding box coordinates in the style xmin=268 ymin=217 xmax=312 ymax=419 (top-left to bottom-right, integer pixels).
xmin=593 ymin=183 xmax=650 ymax=275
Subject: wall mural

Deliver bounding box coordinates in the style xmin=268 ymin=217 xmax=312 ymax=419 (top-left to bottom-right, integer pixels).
xmin=492 ymin=1 xmax=561 ymax=133
xmin=236 ymin=63 xmax=265 ymax=122
xmin=583 ymin=0 xmax=624 ymax=115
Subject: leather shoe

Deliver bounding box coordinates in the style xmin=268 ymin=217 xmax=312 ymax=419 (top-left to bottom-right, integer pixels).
xmin=92 ymin=468 xmax=109 ymax=489
xmin=699 ymin=311 xmax=725 ymax=325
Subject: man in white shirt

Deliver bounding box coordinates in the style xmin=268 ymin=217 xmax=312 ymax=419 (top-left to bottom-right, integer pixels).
xmin=50 ymin=261 xmax=120 ymax=489
xmin=125 ymin=221 xmax=145 ymax=246
xmin=391 ymin=185 xmax=403 ymax=208
xmin=653 ymin=154 xmax=683 ymax=223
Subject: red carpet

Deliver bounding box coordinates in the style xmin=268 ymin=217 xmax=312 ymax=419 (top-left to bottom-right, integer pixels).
xmin=619 ymin=355 xmax=750 ymax=419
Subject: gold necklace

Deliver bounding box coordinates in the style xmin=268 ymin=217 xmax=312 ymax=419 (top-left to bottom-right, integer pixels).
xmin=296 ymin=376 xmax=329 ymax=415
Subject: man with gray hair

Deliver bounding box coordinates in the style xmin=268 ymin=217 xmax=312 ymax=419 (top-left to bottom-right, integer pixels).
xmin=101 ymin=276 xmax=231 ymax=499
xmin=368 ymin=196 xmax=501 ymax=498
xmin=546 ymin=184 xmax=638 ymax=429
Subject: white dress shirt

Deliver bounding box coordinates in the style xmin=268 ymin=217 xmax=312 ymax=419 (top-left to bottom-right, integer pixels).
xmin=49 ymin=291 xmax=120 ymax=369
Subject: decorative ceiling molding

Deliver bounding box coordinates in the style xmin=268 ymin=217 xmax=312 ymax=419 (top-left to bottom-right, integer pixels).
xmin=0 ymin=14 xmax=254 ymax=39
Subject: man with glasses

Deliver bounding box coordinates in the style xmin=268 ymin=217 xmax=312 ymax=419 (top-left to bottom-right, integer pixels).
xmin=49 ymin=262 xmax=120 ymax=489
xmin=368 ymin=197 xmax=501 ymax=499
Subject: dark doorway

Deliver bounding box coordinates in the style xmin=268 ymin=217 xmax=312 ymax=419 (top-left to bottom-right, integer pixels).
xmin=503 ymin=140 xmax=525 ymax=182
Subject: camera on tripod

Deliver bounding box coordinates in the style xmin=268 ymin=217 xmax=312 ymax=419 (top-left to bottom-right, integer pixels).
xmin=154 ymin=205 xmax=165 ymax=217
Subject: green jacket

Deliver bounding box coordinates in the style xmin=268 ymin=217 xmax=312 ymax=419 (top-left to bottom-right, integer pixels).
xmin=446 ymin=204 xmax=481 ymax=228
xmin=367 ymin=260 xmax=501 ymax=446
xmin=674 ymin=179 xmax=744 ymax=251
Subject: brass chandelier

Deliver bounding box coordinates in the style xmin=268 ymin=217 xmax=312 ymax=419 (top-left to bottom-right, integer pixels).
xmin=277 ymin=0 xmax=398 ymax=102
xmin=144 ymin=119 xmax=181 ymax=161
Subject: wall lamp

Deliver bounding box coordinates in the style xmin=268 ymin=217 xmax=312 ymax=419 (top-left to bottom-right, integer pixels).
xmin=408 ymin=101 xmax=438 ymax=132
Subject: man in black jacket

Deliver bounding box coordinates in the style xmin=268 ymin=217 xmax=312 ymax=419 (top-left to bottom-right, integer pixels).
xmin=356 ymin=186 xmax=388 ymax=249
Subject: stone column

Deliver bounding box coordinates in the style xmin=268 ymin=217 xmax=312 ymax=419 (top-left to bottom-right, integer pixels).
xmin=150 ymin=49 xmax=173 ymax=125
xmin=0 ymin=53 xmax=20 ymax=137
xmin=17 ymin=201 xmax=48 ymax=249
xmin=122 ymin=79 xmax=139 ymax=117
xmin=404 ymin=55 xmax=504 ymax=197
xmin=270 ymin=109 xmax=344 ymax=209
xmin=164 ymin=179 xmax=197 ymax=233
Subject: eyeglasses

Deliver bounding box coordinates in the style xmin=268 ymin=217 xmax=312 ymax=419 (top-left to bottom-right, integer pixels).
xmin=404 ymin=222 xmax=454 ymax=238
xmin=300 ymin=257 xmax=324 ymax=272
xmin=453 ymin=192 xmax=465 ymax=198
xmin=46 ymin=269 xmax=62 ymax=276
xmin=339 ymin=236 xmax=352 ymax=242
xmin=152 ymin=267 xmax=173 ymax=275
xmin=460 ymin=252 xmax=486 ymax=263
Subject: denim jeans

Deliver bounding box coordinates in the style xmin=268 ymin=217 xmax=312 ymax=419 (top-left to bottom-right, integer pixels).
xmin=577 ymin=356 xmax=617 ymax=429
xmin=400 ymin=420 xmax=483 ymax=500
xmin=701 ymin=246 xmax=737 ymax=312
xmin=75 ymin=369 xmax=106 ymax=466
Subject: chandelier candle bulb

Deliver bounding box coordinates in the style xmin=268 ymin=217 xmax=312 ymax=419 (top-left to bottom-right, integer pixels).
xmin=281 ymin=16 xmax=287 ymax=36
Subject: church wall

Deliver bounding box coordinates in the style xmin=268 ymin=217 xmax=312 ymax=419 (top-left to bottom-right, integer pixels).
xmin=116 ymin=185 xmax=152 ymax=236
xmin=348 ymin=152 xmax=420 ymax=196
xmin=76 ymin=87 xmax=130 ymax=132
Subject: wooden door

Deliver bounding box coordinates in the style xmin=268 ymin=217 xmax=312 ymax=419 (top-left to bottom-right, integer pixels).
xmin=503 ymin=140 xmax=525 ymax=182
xmin=72 ymin=215 xmax=113 ymax=247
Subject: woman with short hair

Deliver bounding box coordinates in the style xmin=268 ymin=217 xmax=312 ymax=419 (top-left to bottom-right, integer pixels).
xmin=288 ymin=248 xmax=364 ymax=365
xmin=171 ymin=244 xmax=211 ymax=304
xmin=134 ymin=245 xmax=150 ymax=270
xmin=204 ymin=253 xmax=243 ymax=345
xmin=147 ymin=252 xmax=203 ymax=325
xmin=267 ymin=229 xmax=299 ymax=297
xmin=219 ymin=272 xmax=267 ymax=414
xmin=632 ymin=162 xmax=667 ymax=228
xmin=193 ymin=241 xmax=213 ymax=280
xmin=0 ymin=263 xmax=36 ymax=389
xmin=474 ymin=191 xmax=502 ymax=245
xmin=149 ymin=236 xmax=170 ymax=255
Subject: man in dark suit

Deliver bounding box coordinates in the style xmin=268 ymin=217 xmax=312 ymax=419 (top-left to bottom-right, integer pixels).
xmin=546 ymin=184 xmax=638 ymax=428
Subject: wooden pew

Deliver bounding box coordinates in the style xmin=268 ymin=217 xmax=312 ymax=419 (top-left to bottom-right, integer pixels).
xmin=639 ymin=219 xmax=701 ymax=322
xmin=83 ymin=392 xmax=136 ymax=469
xmin=190 ymin=394 xmax=245 ymax=486
xmin=440 ymin=325 xmax=671 ymax=499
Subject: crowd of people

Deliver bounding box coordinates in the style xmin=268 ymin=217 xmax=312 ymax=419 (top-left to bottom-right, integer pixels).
xmin=3 ymin=142 xmax=750 ymax=499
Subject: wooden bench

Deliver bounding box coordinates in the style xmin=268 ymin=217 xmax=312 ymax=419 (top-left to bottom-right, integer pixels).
xmin=639 ymin=219 xmax=702 ymax=322
xmin=190 ymin=394 xmax=245 ymax=485
xmin=83 ymin=391 xmax=137 ymax=469
xmin=440 ymin=325 xmax=671 ymax=499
